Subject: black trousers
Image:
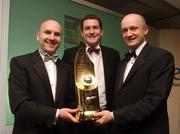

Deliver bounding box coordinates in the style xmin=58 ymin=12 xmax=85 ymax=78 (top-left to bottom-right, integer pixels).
xmin=76 ymin=121 xmax=111 ymax=134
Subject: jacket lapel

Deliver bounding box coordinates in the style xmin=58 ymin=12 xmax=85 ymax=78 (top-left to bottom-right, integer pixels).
xmin=101 ymin=46 xmax=110 ymax=91
xmin=123 ymin=43 xmax=150 ymax=85
xmin=117 ymin=59 xmax=128 ymax=89
xmin=124 ymin=57 xmax=144 ymax=83
xmin=32 ymin=51 xmax=54 ymax=102
xmin=55 ymin=59 xmax=64 ymax=103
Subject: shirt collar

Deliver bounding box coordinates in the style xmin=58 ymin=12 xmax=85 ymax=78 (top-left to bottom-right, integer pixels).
xmin=85 ymin=44 xmax=101 ymax=54
xmin=85 ymin=43 xmax=101 ymax=49
xmin=38 ymin=48 xmax=58 ymax=62
xmin=130 ymin=41 xmax=146 ymax=57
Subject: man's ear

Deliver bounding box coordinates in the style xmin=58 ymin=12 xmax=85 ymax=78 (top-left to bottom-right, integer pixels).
xmin=80 ymin=31 xmax=84 ymax=38
xmin=144 ymin=25 xmax=149 ymax=35
xmin=36 ymin=32 xmax=40 ymax=41
xmin=101 ymin=29 xmax=104 ymax=36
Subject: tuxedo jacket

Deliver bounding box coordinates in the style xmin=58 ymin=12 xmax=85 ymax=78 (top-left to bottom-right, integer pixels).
xmin=62 ymin=45 xmax=120 ymax=111
xmin=112 ymin=43 xmax=175 ymax=134
xmin=8 ymin=50 xmax=76 ymax=134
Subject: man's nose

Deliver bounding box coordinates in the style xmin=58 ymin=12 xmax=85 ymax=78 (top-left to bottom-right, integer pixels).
xmin=126 ymin=30 xmax=133 ymax=37
xmin=49 ymin=33 xmax=55 ymax=39
xmin=90 ymin=28 xmax=94 ymax=34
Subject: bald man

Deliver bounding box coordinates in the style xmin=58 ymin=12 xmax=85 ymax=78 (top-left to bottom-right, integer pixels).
xmin=93 ymin=13 xmax=174 ymax=134
xmin=9 ymin=20 xmax=78 ymax=134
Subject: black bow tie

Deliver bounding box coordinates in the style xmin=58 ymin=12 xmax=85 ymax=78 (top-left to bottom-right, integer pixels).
xmin=44 ymin=54 xmax=58 ymax=62
xmin=125 ymin=50 xmax=137 ymax=61
xmin=87 ymin=47 xmax=100 ymax=54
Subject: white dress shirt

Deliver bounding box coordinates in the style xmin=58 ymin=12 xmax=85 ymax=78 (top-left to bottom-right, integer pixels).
xmin=86 ymin=44 xmax=107 ymax=109
xmin=39 ymin=51 xmax=59 ymax=124
xmin=39 ymin=52 xmax=57 ymax=101
xmin=123 ymin=41 xmax=146 ymax=82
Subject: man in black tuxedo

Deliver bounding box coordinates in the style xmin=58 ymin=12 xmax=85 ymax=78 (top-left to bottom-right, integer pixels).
xmin=8 ymin=20 xmax=78 ymax=134
xmin=94 ymin=13 xmax=175 ymax=134
xmin=62 ymin=14 xmax=120 ymax=134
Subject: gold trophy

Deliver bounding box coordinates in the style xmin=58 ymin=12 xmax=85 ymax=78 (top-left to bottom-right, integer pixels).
xmin=74 ymin=41 xmax=100 ymax=121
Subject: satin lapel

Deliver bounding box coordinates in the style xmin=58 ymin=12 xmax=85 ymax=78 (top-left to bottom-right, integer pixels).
xmin=32 ymin=51 xmax=54 ymax=102
xmin=118 ymin=60 xmax=128 ymax=89
xmin=124 ymin=57 xmax=144 ymax=83
xmin=123 ymin=43 xmax=150 ymax=84
xmin=55 ymin=59 xmax=64 ymax=103
xmin=101 ymin=46 xmax=109 ymax=90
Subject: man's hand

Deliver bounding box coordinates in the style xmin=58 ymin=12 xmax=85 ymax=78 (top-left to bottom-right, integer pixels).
xmin=93 ymin=110 xmax=113 ymax=125
xmin=58 ymin=108 xmax=79 ymax=123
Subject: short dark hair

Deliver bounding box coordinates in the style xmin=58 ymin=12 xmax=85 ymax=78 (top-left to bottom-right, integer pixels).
xmin=80 ymin=14 xmax=103 ymax=30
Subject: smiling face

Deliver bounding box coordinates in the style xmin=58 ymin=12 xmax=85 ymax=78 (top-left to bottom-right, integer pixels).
xmin=36 ymin=20 xmax=62 ymax=55
xmin=81 ymin=19 xmax=103 ymax=48
xmin=121 ymin=14 xmax=149 ymax=49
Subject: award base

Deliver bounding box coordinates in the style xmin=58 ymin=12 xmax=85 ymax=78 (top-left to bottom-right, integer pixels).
xmin=76 ymin=110 xmax=99 ymax=121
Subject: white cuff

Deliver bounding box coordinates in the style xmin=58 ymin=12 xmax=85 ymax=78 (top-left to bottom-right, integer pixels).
xmin=53 ymin=109 xmax=59 ymax=125
xmin=112 ymin=111 xmax=115 ymax=120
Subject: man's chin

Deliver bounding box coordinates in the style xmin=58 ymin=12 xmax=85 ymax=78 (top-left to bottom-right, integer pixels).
xmin=87 ymin=40 xmax=99 ymax=45
xmin=126 ymin=42 xmax=137 ymax=47
xmin=45 ymin=49 xmax=56 ymax=55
